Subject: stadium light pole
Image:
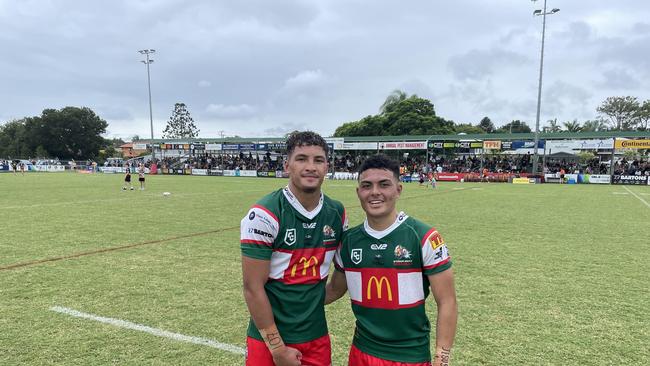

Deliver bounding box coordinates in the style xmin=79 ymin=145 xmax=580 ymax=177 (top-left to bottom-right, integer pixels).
xmin=139 ymin=49 xmax=156 ymax=161
xmin=531 ymin=1 xmax=559 ymax=175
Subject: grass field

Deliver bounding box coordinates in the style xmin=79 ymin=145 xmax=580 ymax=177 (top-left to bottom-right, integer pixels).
xmin=1 ymin=172 xmax=648 ymax=365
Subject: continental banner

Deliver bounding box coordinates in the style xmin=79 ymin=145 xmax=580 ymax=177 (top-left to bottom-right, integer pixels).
xmin=614 ymin=139 xmax=650 ymax=149
xmin=612 ymin=175 xmax=648 ymax=185
xmin=512 ymin=177 xmax=533 ymax=184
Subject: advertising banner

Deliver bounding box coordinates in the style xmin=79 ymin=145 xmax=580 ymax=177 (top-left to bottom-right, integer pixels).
xmin=334 ymin=142 xmax=378 ymax=150
xmin=379 ymin=141 xmax=427 ymax=150
xmin=483 ymin=141 xmax=502 ymax=150
xmin=223 ymin=170 xmax=236 ymax=176
xmin=275 ymin=170 xmax=288 ymax=178
xmin=132 ymin=143 xmax=148 ymax=150
xmin=435 ymin=173 xmax=464 ymax=182
xmin=191 ymin=169 xmax=208 ymax=176
xmin=612 ymin=175 xmax=648 ymax=185
xmin=257 ymin=171 xmax=277 ymax=177
xmin=32 ymin=165 xmax=66 ymax=172
xmin=190 ymin=143 xmax=205 ymax=151
xmin=586 ymin=174 xmax=611 ymax=184
xmin=511 ymin=140 xmax=545 ymax=149
xmin=429 ymin=141 xmax=483 ymax=149
xmin=240 ymin=170 xmax=257 ymax=177
xmin=512 ymin=178 xmax=532 ymax=184
xmin=267 ymin=143 xmax=287 ymax=150
xmin=205 ymin=143 xmax=222 ymax=151
xmin=222 ymin=144 xmax=240 ymax=150
xmin=614 ymin=139 xmax=650 ymax=149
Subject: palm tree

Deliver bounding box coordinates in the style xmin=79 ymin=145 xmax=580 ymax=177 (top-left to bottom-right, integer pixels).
xmin=563 ymin=119 xmax=582 ymax=133
xmin=546 ymin=118 xmax=562 ymax=133
xmin=380 ymin=90 xmax=408 ymax=114
xmin=581 ymin=119 xmax=608 ymax=132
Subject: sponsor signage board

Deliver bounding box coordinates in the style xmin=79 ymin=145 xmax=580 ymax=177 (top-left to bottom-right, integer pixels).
xmin=483 ymin=141 xmax=502 ymax=150
xmin=586 ymin=174 xmax=611 ymax=184
xmin=132 ymin=143 xmax=148 ymax=150
xmin=511 ymin=140 xmax=545 ymax=149
xmin=334 ymin=142 xmax=379 ymax=150
xmin=191 ymin=169 xmax=208 ymax=176
xmin=257 ymin=171 xmax=277 ymax=177
xmin=614 ymin=139 xmax=650 ymax=149
xmin=205 ymin=143 xmax=222 ymax=150
xmin=612 ymin=175 xmax=648 ymax=185
xmin=512 ymin=177 xmax=531 ymax=184
xmin=378 ymin=141 xmax=427 ymax=150
xmin=436 ymin=173 xmax=463 ymax=181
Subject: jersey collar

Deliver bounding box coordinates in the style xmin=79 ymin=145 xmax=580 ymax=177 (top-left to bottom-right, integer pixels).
xmin=363 ymin=211 xmax=409 ymax=239
xmin=282 ymin=185 xmax=323 ymax=220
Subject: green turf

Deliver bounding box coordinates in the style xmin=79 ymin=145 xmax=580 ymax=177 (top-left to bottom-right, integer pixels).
xmin=0 ymin=172 xmax=648 ymax=365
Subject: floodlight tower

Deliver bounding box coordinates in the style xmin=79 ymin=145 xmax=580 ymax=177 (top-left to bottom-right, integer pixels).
xmin=531 ymin=0 xmax=560 ymax=175
xmin=139 ymin=49 xmax=156 ymax=160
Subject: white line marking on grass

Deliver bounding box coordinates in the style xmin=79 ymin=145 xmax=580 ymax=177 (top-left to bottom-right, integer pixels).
xmin=622 ymin=186 xmax=650 ymax=209
xmin=612 ymin=192 xmax=629 ymax=195
xmin=49 ymin=306 xmax=246 ymax=355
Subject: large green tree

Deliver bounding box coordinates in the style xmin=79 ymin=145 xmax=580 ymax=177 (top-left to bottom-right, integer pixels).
xmin=635 ymin=99 xmax=650 ymax=131
xmin=0 ymin=107 xmax=107 ymax=159
xmin=496 ymin=120 xmax=532 ymax=134
xmin=454 ymin=123 xmax=484 ymax=134
xmin=162 ymin=103 xmax=199 ymax=139
xmin=478 ymin=117 xmax=495 ymax=133
xmin=26 ymin=107 xmax=108 ymax=159
xmin=597 ymin=96 xmax=640 ymax=130
xmin=333 ymin=91 xmax=454 ymax=137
xmin=0 ymin=119 xmax=31 ymax=158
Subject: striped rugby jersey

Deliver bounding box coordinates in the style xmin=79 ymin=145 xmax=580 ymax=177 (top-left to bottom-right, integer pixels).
xmin=241 ymin=186 xmax=347 ymax=344
xmin=334 ymin=212 xmax=451 ymax=363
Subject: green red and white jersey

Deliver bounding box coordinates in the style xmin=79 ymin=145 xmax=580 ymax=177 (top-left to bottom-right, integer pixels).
xmin=334 ymin=212 xmax=452 ymax=363
xmin=241 ymin=186 xmax=348 ymax=344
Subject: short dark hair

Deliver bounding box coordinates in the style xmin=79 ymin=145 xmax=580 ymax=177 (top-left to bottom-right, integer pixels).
xmin=286 ymin=131 xmax=329 ymax=158
xmin=358 ymin=154 xmax=400 ymax=180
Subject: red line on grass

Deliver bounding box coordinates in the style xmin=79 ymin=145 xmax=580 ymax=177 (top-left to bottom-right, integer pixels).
xmin=0 ymin=226 xmax=240 ymax=271
xmin=1 ymin=185 xmax=471 ymax=272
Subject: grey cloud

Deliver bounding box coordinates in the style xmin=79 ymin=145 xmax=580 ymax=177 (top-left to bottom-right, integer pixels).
xmin=448 ymin=48 xmax=530 ymax=81
xmin=596 ymin=69 xmax=641 ymax=90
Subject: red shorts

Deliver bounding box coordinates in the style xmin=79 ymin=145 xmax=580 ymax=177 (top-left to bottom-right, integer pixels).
xmin=348 ymin=344 xmax=431 ymax=366
xmin=245 ymin=334 xmax=331 ymax=366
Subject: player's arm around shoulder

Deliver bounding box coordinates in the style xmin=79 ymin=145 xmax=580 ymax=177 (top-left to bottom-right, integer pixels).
xmin=325 ymin=230 xmax=348 ymax=305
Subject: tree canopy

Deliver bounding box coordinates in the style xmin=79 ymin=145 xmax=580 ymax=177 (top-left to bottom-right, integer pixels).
xmin=333 ymin=92 xmax=454 ymax=137
xmin=0 ymin=107 xmax=108 ymax=159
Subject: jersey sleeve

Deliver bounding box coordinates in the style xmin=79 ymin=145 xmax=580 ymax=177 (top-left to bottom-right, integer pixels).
xmin=240 ymin=204 xmax=280 ymax=260
xmin=420 ymin=227 xmax=452 ymax=275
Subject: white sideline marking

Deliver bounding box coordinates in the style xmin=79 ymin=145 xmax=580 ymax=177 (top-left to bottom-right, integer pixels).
xmin=612 ymin=192 xmax=629 ymax=195
xmin=622 ymin=186 xmax=650 ymax=209
xmin=50 ymin=306 xmax=246 ymax=355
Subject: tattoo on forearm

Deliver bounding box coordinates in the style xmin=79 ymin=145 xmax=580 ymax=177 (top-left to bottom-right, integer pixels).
xmin=435 ymin=347 xmax=451 ymax=366
xmin=265 ymin=331 xmax=283 ymax=350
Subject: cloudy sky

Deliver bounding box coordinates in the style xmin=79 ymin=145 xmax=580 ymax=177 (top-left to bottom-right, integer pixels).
xmin=1 ymin=0 xmax=648 ymax=139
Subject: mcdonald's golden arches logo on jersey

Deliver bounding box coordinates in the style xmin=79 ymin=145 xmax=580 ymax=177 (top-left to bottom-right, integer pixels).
xmin=367 ymin=276 xmax=393 ymax=301
xmin=291 ymin=256 xmax=319 ymax=277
